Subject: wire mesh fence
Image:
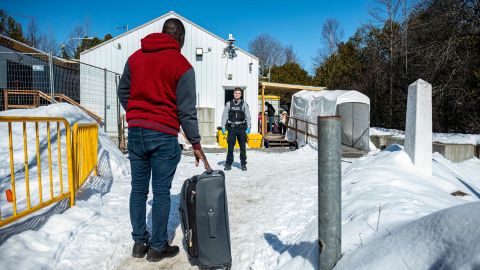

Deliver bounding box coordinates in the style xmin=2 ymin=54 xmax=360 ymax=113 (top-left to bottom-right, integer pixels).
xmin=0 ymin=52 xmax=126 ymax=149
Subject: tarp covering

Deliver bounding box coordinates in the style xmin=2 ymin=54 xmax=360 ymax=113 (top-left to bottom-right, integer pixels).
xmin=286 ymin=90 xmax=370 ymax=151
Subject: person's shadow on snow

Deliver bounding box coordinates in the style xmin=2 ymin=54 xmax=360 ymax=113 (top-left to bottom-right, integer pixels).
xmin=217 ymin=160 xmax=242 ymax=169
xmin=146 ymin=193 xmax=181 ymax=244
xmin=264 ymin=233 xmax=318 ymax=269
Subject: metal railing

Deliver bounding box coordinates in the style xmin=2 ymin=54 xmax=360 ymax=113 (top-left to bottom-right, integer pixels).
xmin=0 ymin=116 xmax=74 ymax=227
xmin=0 ymin=116 xmax=98 ymax=227
xmin=286 ymin=116 xmax=369 ymax=151
xmin=286 ymin=116 xmax=318 ymax=142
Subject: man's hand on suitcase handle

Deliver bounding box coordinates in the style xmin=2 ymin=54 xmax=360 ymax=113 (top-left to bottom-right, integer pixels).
xmin=194 ymin=149 xmax=212 ymax=171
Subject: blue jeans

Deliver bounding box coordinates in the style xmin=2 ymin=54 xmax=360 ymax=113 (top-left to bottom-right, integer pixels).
xmin=128 ymin=127 xmax=181 ymax=250
xmin=268 ymin=116 xmax=274 ymax=132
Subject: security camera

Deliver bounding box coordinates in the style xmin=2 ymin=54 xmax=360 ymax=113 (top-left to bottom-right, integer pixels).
xmin=227 ymin=34 xmax=236 ymax=45
xmin=223 ymin=34 xmax=238 ymax=59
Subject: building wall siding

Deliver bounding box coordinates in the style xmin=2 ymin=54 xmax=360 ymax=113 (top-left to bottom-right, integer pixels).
xmin=80 ymin=13 xmax=259 ymax=135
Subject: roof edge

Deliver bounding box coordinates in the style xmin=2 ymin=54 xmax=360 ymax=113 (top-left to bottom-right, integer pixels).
xmin=80 ymin=11 xmax=258 ymax=60
xmin=0 ymin=34 xmax=78 ymax=64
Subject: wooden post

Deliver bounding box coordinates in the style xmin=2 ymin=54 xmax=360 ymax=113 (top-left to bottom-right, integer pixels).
xmin=261 ymin=84 xmax=265 ymax=136
xmin=34 ymin=92 xmax=40 ymax=107
xmin=306 ymin=121 xmax=309 ymax=142
xmin=295 ymin=118 xmax=298 ymax=141
xmin=3 ymin=90 xmax=8 ymax=110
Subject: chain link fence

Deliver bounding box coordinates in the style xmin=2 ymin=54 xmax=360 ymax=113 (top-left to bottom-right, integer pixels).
xmin=0 ymin=52 xmax=125 ymax=149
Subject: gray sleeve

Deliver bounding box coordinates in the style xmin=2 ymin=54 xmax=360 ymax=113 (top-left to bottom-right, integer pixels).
xmin=176 ymin=68 xmax=201 ymax=145
xmin=244 ymin=102 xmax=252 ymax=128
xmin=117 ymin=61 xmax=131 ymax=110
xmin=221 ymin=101 xmax=230 ymax=128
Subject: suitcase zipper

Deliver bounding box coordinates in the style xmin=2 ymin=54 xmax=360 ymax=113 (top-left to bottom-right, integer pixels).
xmin=188 ymin=229 xmax=193 ymax=247
xmin=187 ymin=179 xmax=198 ymax=257
xmin=189 ymin=191 xmax=196 ymax=249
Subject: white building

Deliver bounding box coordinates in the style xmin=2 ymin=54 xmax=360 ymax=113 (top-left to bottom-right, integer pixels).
xmin=80 ymin=11 xmax=259 ymax=143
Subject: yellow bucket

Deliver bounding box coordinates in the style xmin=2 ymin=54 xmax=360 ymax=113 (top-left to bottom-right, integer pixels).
xmin=217 ymin=130 xmax=239 ymax=148
xmin=247 ymin=133 xmax=263 ymax=148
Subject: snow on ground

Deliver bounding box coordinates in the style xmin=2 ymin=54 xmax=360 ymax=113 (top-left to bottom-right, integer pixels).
xmin=371 ymin=127 xmax=480 ymax=145
xmin=370 ymin=127 xmax=405 ymax=137
xmin=1 ymin=104 xmax=480 ymax=269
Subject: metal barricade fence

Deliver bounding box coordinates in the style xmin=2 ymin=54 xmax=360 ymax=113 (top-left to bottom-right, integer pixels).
xmin=72 ymin=123 xmax=98 ymax=189
xmin=0 ymin=116 xmax=98 ymax=227
xmin=0 ymin=52 xmax=78 ymax=108
xmin=0 ymin=52 xmax=125 ymax=150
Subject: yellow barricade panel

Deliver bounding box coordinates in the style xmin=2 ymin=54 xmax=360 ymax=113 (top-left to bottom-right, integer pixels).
xmin=0 ymin=117 xmax=98 ymax=227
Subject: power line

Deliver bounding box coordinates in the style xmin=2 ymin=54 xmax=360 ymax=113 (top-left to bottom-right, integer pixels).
xmin=4 ymin=10 xmax=37 ymax=20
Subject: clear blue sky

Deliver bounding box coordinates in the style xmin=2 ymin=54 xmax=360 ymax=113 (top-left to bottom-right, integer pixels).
xmin=3 ymin=0 xmax=373 ymax=73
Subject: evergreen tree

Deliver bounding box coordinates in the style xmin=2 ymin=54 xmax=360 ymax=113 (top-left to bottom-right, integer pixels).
xmin=73 ymin=34 xmax=112 ymax=59
xmin=7 ymin=17 xmax=25 ymax=43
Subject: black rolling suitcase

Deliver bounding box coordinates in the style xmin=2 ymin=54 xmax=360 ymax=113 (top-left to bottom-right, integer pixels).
xmin=179 ymin=170 xmax=232 ymax=270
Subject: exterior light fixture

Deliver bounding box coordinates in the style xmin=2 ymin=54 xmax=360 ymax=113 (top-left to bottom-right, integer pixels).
xmin=223 ymin=34 xmax=238 ymax=59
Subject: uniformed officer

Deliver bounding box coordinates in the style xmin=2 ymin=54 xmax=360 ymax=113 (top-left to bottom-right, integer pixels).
xmin=221 ymin=87 xmax=252 ymax=171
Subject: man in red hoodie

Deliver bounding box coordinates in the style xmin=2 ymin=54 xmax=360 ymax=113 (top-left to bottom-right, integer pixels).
xmin=117 ymin=18 xmax=211 ymax=262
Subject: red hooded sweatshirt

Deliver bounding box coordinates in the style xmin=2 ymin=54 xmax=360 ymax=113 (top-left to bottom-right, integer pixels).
xmin=117 ymin=33 xmax=201 ymax=149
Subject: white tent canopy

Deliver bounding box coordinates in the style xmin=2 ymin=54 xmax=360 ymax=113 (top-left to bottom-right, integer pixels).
xmin=286 ymin=90 xmax=371 ymax=151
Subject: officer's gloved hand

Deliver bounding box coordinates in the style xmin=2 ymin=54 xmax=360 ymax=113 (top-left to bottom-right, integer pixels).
xmin=222 ymin=127 xmax=226 ymax=134
xmin=246 ymin=127 xmax=251 ymax=134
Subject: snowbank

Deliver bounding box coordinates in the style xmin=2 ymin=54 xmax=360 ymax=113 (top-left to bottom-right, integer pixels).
xmin=336 ymin=201 xmax=480 ymax=269
xmin=275 ymin=149 xmax=480 ymax=270
xmin=371 ymin=127 xmax=480 ymax=145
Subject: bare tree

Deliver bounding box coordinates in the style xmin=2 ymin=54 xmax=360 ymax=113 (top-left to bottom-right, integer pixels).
xmin=284 ymin=45 xmax=298 ymax=64
xmin=370 ymin=0 xmax=403 ymax=24
xmin=312 ymin=18 xmax=344 ymax=68
xmin=322 ymin=18 xmax=344 ymax=55
xmin=249 ymin=34 xmax=285 ymax=76
xmin=370 ymin=0 xmax=403 ymax=119
xmin=61 ymin=25 xmax=87 ymax=58
xmin=83 ymin=17 xmax=91 ymax=37
xmin=26 ymin=18 xmax=40 ymax=48
xmin=400 ymin=0 xmax=417 ymax=75
xmin=37 ymin=28 xmax=58 ymax=54
xmin=403 ymin=0 xmax=408 ymax=75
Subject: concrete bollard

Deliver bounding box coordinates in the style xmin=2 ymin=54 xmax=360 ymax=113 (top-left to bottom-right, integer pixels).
xmin=405 ymin=79 xmax=432 ymax=176
xmin=318 ymin=116 xmax=342 ymax=270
